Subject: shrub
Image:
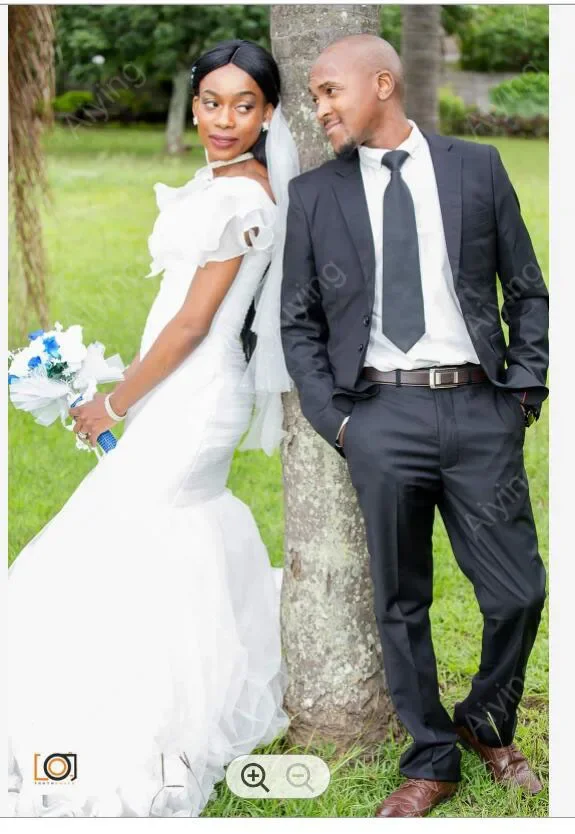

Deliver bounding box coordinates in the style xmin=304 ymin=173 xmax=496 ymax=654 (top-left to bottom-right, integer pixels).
xmin=459 ymin=5 xmax=548 ymax=73
xmin=111 ymin=89 xmax=154 ymax=120
xmin=464 ymin=111 xmax=548 ymax=139
xmin=52 ymin=90 xmax=94 ymax=114
xmin=438 ymin=87 xmax=548 ymax=139
xmin=439 ymin=87 xmax=469 ymax=135
xmin=489 ymin=73 xmax=548 ymax=119
xmin=442 ymin=5 xmax=475 ymax=38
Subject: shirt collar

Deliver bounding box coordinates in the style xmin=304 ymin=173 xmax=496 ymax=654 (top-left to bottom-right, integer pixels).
xmin=358 ymin=119 xmax=422 ymax=170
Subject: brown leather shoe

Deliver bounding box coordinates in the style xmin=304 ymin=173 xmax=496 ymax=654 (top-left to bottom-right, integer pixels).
xmin=455 ymin=724 xmax=542 ymax=794
xmin=374 ymin=778 xmax=458 ymax=817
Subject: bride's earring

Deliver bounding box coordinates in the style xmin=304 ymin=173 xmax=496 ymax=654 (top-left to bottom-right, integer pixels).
xmin=262 ymin=121 xmax=269 ymax=132
xmin=193 ymin=115 xmax=198 ymax=126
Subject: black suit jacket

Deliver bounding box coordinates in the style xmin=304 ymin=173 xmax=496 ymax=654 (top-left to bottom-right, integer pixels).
xmin=280 ymin=131 xmax=549 ymax=458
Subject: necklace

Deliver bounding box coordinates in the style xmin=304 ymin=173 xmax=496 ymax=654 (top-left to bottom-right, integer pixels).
xmin=206 ymin=151 xmax=254 ymax=170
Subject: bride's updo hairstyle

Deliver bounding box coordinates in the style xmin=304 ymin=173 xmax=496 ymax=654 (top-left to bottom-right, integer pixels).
xmin=191 ymin=39 xmax=281 ymax=167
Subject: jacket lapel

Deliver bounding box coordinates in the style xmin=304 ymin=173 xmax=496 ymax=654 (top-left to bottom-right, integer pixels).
xmin=331 ymin=153 xmax=376 ymax=298
xmin=330 ymin=132 xmax=463 ymax=292
xmin=421 ymin=130 xmax=462 ymax=287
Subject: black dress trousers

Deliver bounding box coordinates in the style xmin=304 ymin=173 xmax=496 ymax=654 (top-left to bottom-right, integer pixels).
xmin=343 ymin=377 xmax=546 ymax=782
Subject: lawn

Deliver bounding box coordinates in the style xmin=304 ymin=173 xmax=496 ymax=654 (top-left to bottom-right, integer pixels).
xmin=8 ymin=125 xmax=548 ymax=817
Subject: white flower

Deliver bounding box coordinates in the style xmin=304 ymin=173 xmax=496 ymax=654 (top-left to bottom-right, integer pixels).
xmin=57 ymin=325 xmax=87 ymax=371
xmin=28 ymin=334 xmax=48 ymax=356
xmin=9 ymin=346 xmax=42 ymax=377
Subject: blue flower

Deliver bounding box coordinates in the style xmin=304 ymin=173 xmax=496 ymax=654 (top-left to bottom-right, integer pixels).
xmin=27 ymin=356 xmax=42 ymax=370
xmin=28 ymin=329 xmax=45 ymax=341
xmin=43 ymin=335 xmax=60 ymax=357
xmin=8 ymin=374 xmax=19 ymax=384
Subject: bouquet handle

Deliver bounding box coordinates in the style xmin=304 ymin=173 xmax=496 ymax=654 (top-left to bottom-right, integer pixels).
xmin=69 ymin=395 xmax=117 ymax=452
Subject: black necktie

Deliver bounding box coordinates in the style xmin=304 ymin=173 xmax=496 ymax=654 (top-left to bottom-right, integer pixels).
xmin=380 ymin=150 xmax=425 ymax=352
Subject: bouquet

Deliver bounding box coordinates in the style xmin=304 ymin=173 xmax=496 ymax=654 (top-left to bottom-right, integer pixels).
xmin=8 ymin=322 xmax=126 ymax=460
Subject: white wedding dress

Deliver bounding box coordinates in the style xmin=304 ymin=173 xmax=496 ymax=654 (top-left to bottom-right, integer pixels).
xmin=7 ymin=164 xmax=290 ymax=817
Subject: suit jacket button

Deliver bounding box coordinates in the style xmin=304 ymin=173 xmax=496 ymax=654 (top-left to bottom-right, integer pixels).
xmin=363 ymin=315 xmax=370 ymax=326
xmin=358 ymin=343 xmax=364 ymax=351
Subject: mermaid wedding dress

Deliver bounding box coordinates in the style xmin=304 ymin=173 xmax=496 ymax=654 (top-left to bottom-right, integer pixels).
xmin=7 ymin=162 xmax=289 ymax=817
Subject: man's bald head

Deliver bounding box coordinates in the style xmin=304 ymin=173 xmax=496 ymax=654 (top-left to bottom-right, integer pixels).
xmin=313 ymin=34 xmax=404 ymax=102
xmin=308 ymin=34 xmax=407 ymax=157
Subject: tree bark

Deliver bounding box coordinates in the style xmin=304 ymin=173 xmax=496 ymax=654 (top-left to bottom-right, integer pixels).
xmin=8 ymin=4 xmax=55 ymax=335
xmin=165 ymin=66 xmax=190 ymax=155
xmin=401 ymin=5 xmax=442 ymax=134
xmin=271 ymin=4 xmax=397 ymax=753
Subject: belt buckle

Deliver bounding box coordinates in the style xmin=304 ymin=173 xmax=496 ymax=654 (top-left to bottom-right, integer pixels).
xmin=429 ymin=367 xmax=460 ymax=389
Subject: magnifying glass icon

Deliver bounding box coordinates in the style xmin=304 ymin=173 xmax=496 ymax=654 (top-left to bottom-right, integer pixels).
xmin=286 ymin=762 xmax=314 ymax=793
xmin=240 ymin=762 xmax=270 ymax=793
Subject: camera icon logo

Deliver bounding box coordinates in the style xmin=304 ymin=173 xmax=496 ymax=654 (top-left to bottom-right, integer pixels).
xmin=33 ymin=752 xmax=78 ymax=784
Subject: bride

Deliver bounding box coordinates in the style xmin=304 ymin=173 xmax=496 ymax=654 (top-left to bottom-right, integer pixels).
xmin=8 ymin=39 xmax=298 ymax=817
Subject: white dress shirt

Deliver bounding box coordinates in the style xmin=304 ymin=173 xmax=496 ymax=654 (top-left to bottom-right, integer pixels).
xmin=336 ymin=120 xmax=479 ymax=446
xmin=359 ymin=119 xmax=479 ymax=371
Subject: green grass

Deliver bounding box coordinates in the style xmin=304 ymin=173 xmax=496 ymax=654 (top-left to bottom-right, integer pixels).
xmin=8 ymin=126 xmax=548 ymax=816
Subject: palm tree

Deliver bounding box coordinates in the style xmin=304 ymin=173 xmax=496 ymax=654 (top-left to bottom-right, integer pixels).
xmin=401 ymin=5 xmax=442 ymax=133
xmin=270 ymin=4 xmax=395 ymax=752
xmin=8 ymin=4 xmax=56 ymax=334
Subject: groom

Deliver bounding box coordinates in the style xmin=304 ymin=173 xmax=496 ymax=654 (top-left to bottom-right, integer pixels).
xmin=280 ymin=35 xmax=548 ymax=817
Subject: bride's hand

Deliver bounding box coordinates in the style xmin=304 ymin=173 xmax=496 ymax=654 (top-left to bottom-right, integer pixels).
xmin=69 ymin=393 xmax=117 ymax=447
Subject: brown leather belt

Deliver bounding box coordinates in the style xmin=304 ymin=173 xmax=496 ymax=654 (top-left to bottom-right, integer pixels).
xmin=362 ymin=364 xmax=488 ymax=388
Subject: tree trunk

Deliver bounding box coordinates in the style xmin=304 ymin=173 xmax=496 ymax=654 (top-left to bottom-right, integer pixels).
xmin=165 ymin=66 xmax=190 ymax=155
xmin=401 ymin=5 xmax=442 ymax=133
xmin=271 ymin=4 xmax=397 ymax=753
xmin=8 ymin=4 xmax=55 ymax=335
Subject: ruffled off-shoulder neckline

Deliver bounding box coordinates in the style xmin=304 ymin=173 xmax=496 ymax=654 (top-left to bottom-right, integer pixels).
xmin=144 ymin=164 xmax=278 ymax=279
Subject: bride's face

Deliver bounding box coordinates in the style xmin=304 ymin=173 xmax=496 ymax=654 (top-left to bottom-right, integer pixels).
xmin=192 ymin=64 xmax=273 ymax=162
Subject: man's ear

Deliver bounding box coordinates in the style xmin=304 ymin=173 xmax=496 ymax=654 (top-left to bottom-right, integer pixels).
xmin=376 ymin=70 xmax=395 ymax=102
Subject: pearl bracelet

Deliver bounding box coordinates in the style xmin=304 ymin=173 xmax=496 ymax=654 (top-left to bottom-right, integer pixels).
xmin=104 ymin=393 xmax=127 ymax=422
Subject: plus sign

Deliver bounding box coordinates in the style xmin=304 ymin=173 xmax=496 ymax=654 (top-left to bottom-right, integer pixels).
xmin=247 ymin=768 xmax=259 ymax=782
